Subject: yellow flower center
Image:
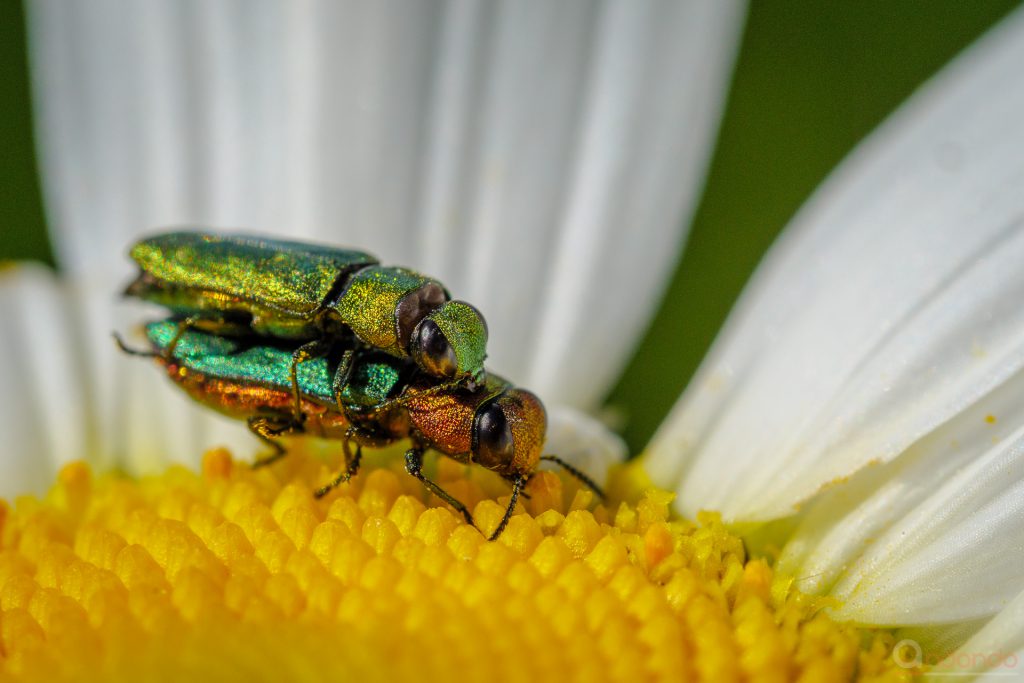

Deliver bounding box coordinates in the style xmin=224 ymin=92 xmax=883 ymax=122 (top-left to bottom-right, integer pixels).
xmin=0 ymin=448 xmax=912 ymax=681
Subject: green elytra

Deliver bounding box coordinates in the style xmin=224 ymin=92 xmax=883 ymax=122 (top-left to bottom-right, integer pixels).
xmin=139 ymin=320 xmax=571 ymax=540
xmin=125 ymin=232 xmax=489 ymax=422
xmin=143 ymin=320 xmax=406 ymax=412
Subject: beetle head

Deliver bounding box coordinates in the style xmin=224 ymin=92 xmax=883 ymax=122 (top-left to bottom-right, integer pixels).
xmin=410 ymin=300 xmax=488 ymax=382
xmin=471 ymin=387 xmax=546 ymax=478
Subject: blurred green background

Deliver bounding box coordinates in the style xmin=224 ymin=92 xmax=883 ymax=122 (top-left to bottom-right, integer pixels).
xmin=2 ymin=1 xmax=1021 ymax=453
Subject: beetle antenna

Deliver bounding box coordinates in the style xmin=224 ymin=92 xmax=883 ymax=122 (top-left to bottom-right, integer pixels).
xmin=540 ymin=455 xmax=604 ymax=500
xmin=112 ymin=331 xmax=158 ymax=358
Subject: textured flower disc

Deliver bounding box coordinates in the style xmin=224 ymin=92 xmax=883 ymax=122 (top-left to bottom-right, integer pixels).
xmin=0 ymin=447 xmax=911 ymax=682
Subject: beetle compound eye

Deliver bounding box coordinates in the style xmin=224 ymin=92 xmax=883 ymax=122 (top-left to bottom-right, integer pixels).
xmin=411 ymin=319 xmax=458 ymax=378
xmin=421 ymin=301 xmax=488 ymax=382
xmin=395 ymin=282 xmax=447 ymax=349
xmin=473 ymin=401 xmax=514 ymax=470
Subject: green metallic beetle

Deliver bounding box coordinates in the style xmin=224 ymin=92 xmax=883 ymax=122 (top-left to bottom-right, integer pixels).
xmin=124 ymin=231 xmax=489 ymax=423
xmin=128 ymin=320 xmax=596 ymax=541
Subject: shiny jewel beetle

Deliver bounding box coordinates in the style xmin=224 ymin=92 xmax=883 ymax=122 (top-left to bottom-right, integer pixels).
xmin=123 ymin=320 xmax=599 ymax=540
xmin=125 ymin=232 xmax=489 ymax=424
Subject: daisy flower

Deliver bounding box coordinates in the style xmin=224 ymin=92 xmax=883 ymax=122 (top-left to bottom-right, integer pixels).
xmin=1 ymin=2 xmax=1022 ymax=681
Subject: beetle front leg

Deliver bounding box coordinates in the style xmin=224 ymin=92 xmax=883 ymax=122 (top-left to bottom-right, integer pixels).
xmin=489 ymin=474 xmax=525 ymax=541
xmin=330 ymin=348 xmax=356 ymax=411
xmin=501 ymin=473 xmax=532 ymax=500
xmin=289 ymin=339 xmax=331 ymax=425
xmin=404 ymin=448 xmax=475 ymax=527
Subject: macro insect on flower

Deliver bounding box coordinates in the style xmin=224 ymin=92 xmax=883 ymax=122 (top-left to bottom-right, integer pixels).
xmin=3 ymin=2 xmax=1024 ymax=681
xmin=120 ymin=309 xmax=600 ymax=541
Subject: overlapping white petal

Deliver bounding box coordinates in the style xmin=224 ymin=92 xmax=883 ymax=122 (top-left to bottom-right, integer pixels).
xmin=26 ymin=0 xmax=744 ymax=410
xmin=646 ymin=3 xmax=1024 ymax=643
xmin=542 ymin=405 xmax=626 ymax=489
xmin=773 ymin=227 xmax=1024 ymax=625
xmin=939 ymin=588 xmax=1024 ymax=680
xmin=647 ymin=4 xmax=1024 ymax=520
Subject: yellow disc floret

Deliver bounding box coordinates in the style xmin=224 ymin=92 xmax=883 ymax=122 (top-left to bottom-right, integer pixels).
xmin=0 ymin=449 xmax=913 ymax=682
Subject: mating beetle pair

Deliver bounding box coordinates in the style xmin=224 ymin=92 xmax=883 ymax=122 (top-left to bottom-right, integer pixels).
xmin=122 ymin=231 xmax=601 ymax=540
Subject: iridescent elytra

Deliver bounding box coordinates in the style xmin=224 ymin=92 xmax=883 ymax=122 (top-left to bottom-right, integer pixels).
xmin=125 ymin=232 xmax=489 ymax=422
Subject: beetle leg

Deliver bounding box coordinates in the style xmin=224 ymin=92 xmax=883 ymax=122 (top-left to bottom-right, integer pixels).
xmin=370 ymin=378 xmax=455 ymax=412
xmin=489 ymin=474 xmax=525 ymax=541
xmin=330 ymin=348 xmax=356 ymax=410
xmin=112 ymin=331 xmax=159 ymax=358
xmin=314 ymin=427 xmax=365 ymax=497
xmin=540 ymin=455 xmax=605 ymax=500
xmin=289 ymin=339 xmax=331 ymax=425
xmin=249 ymin=414 xmax=301 ymax=468
xmin=164 ymin=316 xmax=200 ymax=359
xmin=404 ymin=448 xmax=475 ymax=527
xmin=167 ymin=315 xmax=251 ymax=358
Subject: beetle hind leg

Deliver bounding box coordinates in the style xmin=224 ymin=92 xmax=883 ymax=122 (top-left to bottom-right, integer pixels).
xmin=112 ymin=331 xmax=158 ymax=358
xmin=249 ymin=414 xmax=301 ymax=468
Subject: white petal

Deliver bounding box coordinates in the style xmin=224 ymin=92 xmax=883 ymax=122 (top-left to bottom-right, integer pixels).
xmin=27 ymin=0 xmax=744 ymax=409
xmin=0 ymin=265 xmax=81 ymax=496
xmin=800 ymin=414 xmax=1024 ymax=625
xmin=543 ymin=406 xmax=627 ymax=489
xmin=775 ymin=240 xmax=1024 ymax=623
xmin=647 ymin=6 xmax=1024 ymax=524
xmin=0 ymin=266 xmax=253 ymax=497
xmin=931 ymin=589 xmax=1024 ymax=680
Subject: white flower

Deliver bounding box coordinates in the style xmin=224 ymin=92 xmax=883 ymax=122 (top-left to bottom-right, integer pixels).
xmin=5 ymin=1 xmax=1024 ymax=678
xmin=644 ymin=5 xmax=1024 ymax=674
